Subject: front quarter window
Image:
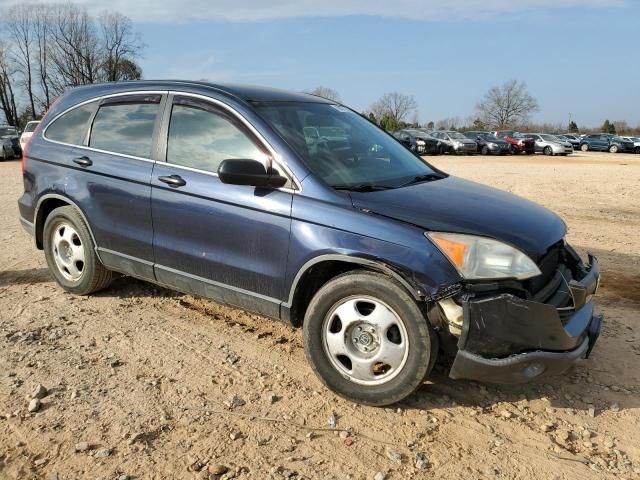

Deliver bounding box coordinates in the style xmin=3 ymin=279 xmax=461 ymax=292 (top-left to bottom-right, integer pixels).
xmin=254 ymin=102 xmax=442 ymax=190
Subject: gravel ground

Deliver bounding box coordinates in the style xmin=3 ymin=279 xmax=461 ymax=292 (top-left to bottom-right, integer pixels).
xmin=1 ymin=151 xmax=639 ymax=480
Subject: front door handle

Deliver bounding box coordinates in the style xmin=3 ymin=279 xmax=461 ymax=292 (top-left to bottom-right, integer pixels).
xmin=158 ymin=175 xmax=186 ymax=187
xmin=73 ymin=156 xmax=92 ymax=167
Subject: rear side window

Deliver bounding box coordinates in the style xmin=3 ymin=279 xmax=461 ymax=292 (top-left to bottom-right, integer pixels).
xmin=45 ymin=102 xmax=98 ymax=145
xmin=90 ymin=100 xmax=160 ymax=158
xmin=166 ymin=102 xmax=266 ymax=173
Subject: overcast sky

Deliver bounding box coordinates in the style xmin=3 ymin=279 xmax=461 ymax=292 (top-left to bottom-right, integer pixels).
xmin=4 ymin=0 xmax=639 ymax=127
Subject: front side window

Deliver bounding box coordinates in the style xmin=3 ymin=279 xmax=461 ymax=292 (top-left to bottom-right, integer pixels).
xmin=90 ymin=101 xmax=159 ymax=158
xmin=45 ymin=102 xmax=98 ymax=145
xmin=254 ymin=102 xmax=440 ymax=189
xmin=167 ymin=101 xmax=267 ymax=173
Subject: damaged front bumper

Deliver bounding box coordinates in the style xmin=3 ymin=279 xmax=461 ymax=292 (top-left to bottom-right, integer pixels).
xmin=447 ymin=254 xmax=602 ymax=383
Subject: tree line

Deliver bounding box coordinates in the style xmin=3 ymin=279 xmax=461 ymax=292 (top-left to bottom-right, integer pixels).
xmin=309 ymin=80 xmax=640 ymax=135
xmin=0 ymin=3 xmax=143 ymax=128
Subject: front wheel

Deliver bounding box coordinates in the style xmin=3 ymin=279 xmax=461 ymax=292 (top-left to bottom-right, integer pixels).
xmin=303 ymin=271 xmax=437 ymax=406
xmin=543 ymin=146 xmax=553 ymax=156
xmin=481 ymin=146 xmax=489 ymax=155
xmin=43 ymin=206 xmax=113 ymax=295
xmin=609 ymin=145 xmax=618 ymax=153
xmin=581 ymin=143 xmax=589 ymax=152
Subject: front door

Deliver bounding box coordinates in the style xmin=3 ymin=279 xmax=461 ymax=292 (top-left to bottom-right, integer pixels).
xmin=150 ymin=95 xmax=293 ymax=318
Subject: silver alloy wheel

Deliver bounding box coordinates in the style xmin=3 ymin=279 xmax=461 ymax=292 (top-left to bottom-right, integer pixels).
xmin=51 ymin=222 xmax=86 ymax=281
xmin=581 ymin=144 xmax=589 ymax=152
xmin=610 ymin=145 xmax=618 ymax=153
xmin=322 ymin=296 xmax=409 ymax=386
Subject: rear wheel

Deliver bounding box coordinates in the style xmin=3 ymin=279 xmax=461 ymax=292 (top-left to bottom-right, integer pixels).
xmin=303 ymin=271 xmax=437 ymax=406
xmin=609 ymin=144 xmax=618 ymax=153
xmin=581 ymin=143 xmax=589 ymax=152
xmin=43 ymin=206 xmax=112 ymax=295
xmin=0 ymin=146 xmax=7 ymax=161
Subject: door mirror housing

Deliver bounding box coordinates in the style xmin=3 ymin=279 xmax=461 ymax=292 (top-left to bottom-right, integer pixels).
xmin=218 ymin=159 xmax=288 ymax=188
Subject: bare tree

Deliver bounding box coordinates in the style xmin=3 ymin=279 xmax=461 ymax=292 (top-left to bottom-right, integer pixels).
xmin=475 ymin=80 xmax=538 ymax=129
xmin=305 ymin=86 xmax=341 ymax=102
xmin=370 ymin=92 xmax=418 ymax=126
xmin=0 ymin=44 xmax=19 ymax=126
xmin=6 ymin=4 xmax=37 ymax=118
xmin=98 ymin=11 xmax=143 ymax=82
xmin=33 ymin=3 xmax=53 ymax=110
xmin=49 ymin=4 xmax=100 ymax=90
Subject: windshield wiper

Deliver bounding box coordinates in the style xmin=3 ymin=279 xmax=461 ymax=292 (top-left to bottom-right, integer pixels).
xmin=399 ymin=173 xmax=445 ymax=187
xmin=333 ymin=183 xmax=394 ymax=192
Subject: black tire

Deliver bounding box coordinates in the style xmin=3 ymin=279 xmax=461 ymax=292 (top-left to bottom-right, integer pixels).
xmin=481 ymin=146 xmax=489 ymax=155
xmin=509 ymin=145 xmax=518 ymax=155
xmin=43 ymin=206 xmax=112 ymax=295
xmin=543 ymin=146 xmax=553 ymax=156
xmin=581 ymin=143 xmax=589 ymax=152
xmin=303 ymin=271 xmax=437 ymax=406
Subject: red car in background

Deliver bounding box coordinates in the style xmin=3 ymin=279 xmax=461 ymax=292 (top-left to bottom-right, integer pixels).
xmin=491 ymin=130 xmax=535 ymax=154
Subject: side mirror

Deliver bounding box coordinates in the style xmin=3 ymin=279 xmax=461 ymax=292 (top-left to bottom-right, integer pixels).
xmin=218 ymin=159 xmax=287 ymax=188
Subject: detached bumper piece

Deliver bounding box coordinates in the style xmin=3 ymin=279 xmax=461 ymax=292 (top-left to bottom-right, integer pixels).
xmin=449 ymin=255 xmax=602 ymax=384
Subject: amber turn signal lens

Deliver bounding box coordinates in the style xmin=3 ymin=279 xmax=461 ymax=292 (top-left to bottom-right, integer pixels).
xmin=429 ymin=233 xmax=468 ymax=268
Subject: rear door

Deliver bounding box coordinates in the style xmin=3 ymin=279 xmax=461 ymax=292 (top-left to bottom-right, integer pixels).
xmin=150 ymin=94 xmax=293 ymax=318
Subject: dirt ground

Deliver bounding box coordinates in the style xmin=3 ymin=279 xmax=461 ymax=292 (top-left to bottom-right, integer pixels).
xmin=1 ymin=151 xmax=639 ymax=480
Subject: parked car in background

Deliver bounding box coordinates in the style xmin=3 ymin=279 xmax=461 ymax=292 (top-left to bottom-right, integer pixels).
xmin=392 ymin=129 xmax=440 ymax=155
xmin=524 ymin=133 xmax=573 ymax=156
xmin=491 ymin=131 xmax=535 ymax=154
xmin=17 ymin=80 xmax=603 ymax=406
xmin=579 ymin=134 xmax=635 ymax=153
xmin=617 ymin=136 xmax=640 ymax=153
xmin=554 ymin=134 xmax=581 ymax=149
xmin=463 ymin=131 xmax=511 ymax=155
xmin=429 ymin=130 xmax=477 ymax=154
xmin=20 ymin=121 xmax=40 ymax=150
xmin=0 ymin=126 xmax=22 ymax=160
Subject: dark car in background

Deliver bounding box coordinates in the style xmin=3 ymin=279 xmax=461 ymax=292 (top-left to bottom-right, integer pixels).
xmin=18 ymin=80 xmax=602 ymax=406
xmin=429 ymin=130 xmax=478 ymax=154
xmin=392 ymin=129 xmax=439 ymax=155
xmin=492 ymin=130 xmax=536 ymax=154
xmin=463 ymin=131 xmax=511 ymax=155
xmin=579 ymin=134 xmax=635 ymax=153
xmin=0 ymin=126 xmax=22 ymax=160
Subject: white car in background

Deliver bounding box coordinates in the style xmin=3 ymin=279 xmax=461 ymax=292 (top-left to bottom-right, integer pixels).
xmin=618 ymin=136 xmax=640 ymax=154
xmin=20 ymin=121 xmax=40 ymax=150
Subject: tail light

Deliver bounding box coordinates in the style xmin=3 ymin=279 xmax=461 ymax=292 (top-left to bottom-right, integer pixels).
xmin=22 ymin=97 xmax=60 ymax=175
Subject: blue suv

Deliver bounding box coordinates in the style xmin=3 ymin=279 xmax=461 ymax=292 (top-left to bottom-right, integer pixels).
xmin=18 ymin=81 xmax=602 ymax=406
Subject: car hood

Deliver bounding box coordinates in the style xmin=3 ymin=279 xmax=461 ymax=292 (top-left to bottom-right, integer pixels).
xmin=350 ymin=176 xmax=566 ymax=259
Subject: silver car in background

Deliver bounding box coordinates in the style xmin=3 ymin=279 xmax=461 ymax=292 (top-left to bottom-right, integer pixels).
xmin=618 ymin=136 xmax=640 ymax=154
xmin=428 ymin=130 xmax=478 ymax=154
xmin=525 ymin=133 xmax=573 ymax=156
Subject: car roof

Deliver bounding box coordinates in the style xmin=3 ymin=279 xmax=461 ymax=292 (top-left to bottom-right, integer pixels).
xmin=62 ymin=80 xmax=331 ymax=104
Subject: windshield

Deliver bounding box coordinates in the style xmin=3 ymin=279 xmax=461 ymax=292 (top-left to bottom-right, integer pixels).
xmin=0 ymin=127 xmax=17 ymax=136
xmin=447 ymin=132 xmax=467 ymax=139
xmin=540 ymin=134 xmax=558 ymax=141
xmin=23 ymin=122 xmax=39 ymax=133
xmin=254 ymin=102 xmax=441 ymax=189
xmin=511 ymin=132 xmax=526 ymax=139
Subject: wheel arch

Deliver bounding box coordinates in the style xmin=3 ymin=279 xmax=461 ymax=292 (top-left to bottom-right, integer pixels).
xmin=284 ymin=255 xmax=423 ymax=327
xmin=34 ymin=194 xmax=100 ymax=258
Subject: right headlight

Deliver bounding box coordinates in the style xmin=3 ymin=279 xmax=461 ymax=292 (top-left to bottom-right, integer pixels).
xmin=426 ymin=232 xmax=542 ymax=280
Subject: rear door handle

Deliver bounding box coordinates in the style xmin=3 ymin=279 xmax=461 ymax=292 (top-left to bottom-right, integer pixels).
xmin=158 ymin=175 xmax=186 ymax=187
xmin=73 ymin=156 xmax=92 ymax=167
